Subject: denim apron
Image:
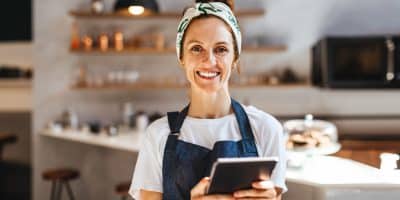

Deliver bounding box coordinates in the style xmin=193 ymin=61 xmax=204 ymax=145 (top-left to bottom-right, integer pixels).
xmin=162 ymin=98 xmax=259 ymax=200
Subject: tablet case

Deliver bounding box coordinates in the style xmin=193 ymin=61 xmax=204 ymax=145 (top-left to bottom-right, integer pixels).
xmin=207 ymin=157 xmax=278 ymax=194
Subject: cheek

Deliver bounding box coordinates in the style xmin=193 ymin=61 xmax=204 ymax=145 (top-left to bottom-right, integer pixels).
xmin=221 ymin=55 xmax=235 ymax=71
xmin=182 ymin=62 xmax=197 ymax=81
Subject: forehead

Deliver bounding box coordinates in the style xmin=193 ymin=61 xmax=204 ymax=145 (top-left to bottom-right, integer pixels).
xmin=184 ymin=16 xmax=233 ymax=45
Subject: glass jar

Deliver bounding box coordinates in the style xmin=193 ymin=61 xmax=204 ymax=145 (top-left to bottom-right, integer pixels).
xmin=283 ymin=114 xmax=340 ymax=155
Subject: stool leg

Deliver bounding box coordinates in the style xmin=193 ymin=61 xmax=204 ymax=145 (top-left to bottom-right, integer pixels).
xmin=65 ymin=181 xmax=75 ymax=200
xmin=56 ymin=180 xmax=63 ymax=200
xmin=50 ymin=181 xmax=56 ymax=200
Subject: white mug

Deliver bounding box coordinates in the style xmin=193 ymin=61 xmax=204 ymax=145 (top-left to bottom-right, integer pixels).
xmin=136 ymin=114 xmax=148 ymax=133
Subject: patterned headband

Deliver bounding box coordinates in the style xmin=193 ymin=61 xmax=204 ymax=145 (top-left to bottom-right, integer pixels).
xmin=176 ymin=2 xmax=242 ymax=60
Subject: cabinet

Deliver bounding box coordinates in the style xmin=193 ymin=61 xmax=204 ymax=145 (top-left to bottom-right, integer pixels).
xmin=334 ymin=139 xmax=400 ymax=168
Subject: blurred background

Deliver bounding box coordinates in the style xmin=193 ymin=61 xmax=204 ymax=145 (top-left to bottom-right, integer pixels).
xmin=1 ymin=0 xmax=400 ymax=199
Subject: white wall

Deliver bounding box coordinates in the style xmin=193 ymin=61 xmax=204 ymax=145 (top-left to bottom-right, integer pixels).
xmin=33 ymin=0 xmax=400 ymax=200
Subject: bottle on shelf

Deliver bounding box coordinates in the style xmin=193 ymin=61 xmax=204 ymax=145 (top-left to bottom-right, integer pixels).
xmin=114 ymin=31 xmax=124 ymax=51
xmin=91 ymin=0 xmax=105 ymax=14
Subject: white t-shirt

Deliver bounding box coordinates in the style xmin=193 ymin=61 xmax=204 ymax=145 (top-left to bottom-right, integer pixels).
xmin=129 ymin=105 xmax=287 ymax=199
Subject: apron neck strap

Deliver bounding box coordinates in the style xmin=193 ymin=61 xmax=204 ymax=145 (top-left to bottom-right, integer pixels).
xmin=167 ymin=98 xmax=258 ymax=154
xmin=231 ymin=98 xmax=255 ymax=141
xmin=167 ymin=98 xmax=255 ymax=141
xmin=167 ymin=105 xmax=189 ymax=135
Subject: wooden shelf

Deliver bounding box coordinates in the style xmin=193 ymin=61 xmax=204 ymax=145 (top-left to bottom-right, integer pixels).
xmin=69 ymin=9 xmax=265 ymax=19
xmin=0 ymin=79 xmax=32 ymax=88
xmin=72 ymin=83 xmax=186 ymax=90
xmin=71 ymin=83 xmax=310 ymax=91
xmin=70 ymin=47 xmax=175 ymax=54
xmin=70 ymin=46 xmax=286 ymax=55
xmin=241 ymin=46 xmax=287 ymax=53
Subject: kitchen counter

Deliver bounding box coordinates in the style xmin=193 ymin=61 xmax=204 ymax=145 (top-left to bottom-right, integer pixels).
xmin=284 ymin=155 xmax=400 ymax=200
xmin=41 ymin=129 xmax=143 ymax=152
xmin=0 ymin=79 xmax=31 ymax=112
xmin=41 ymin=130 xmax=400 ymax=200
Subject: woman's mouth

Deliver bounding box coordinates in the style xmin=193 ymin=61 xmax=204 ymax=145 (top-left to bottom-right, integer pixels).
xmin=196 ymin=71 xmax=221 ymax=80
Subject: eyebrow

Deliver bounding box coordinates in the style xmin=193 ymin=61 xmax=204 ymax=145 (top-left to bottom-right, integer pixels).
xmin=186 ymin=40 xmax=203 ymax=45
xmin=186 ymin=40 xmax=229 ymax=45
xmin=215 ymin=41 xmax=229 ymax=45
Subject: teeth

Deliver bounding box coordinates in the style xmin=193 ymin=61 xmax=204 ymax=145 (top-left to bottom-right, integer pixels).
xmin=198 ymin=71 xmax=219 ymax=78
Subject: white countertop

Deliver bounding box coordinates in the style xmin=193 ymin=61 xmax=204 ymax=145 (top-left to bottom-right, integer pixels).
xmin=285 ymin=156 xmax=400 ymax=200
xmin=287 ymin=155 xmax=400 ymax=187
xmin=0 ymin=80 xmax=32 ymax=112
xmin=41 ymin=129 xmax=400 ymax=187
xmin=41 ymin=129 xmax=143 ymax=153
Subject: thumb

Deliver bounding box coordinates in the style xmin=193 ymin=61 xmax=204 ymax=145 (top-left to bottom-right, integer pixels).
xmin=191 ymin=177 xmax=210 ymax=197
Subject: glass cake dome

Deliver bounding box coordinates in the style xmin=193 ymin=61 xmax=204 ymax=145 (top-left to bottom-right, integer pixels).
xmin=283 ymin=114 xmax=341 ymax=156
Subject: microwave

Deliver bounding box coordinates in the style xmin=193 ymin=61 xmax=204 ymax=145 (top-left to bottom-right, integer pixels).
xmin=312 ymin=36 xmax=400 ymax=88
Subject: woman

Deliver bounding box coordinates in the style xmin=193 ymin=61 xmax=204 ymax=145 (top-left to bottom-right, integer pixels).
xmin=129 ymin=1 xmax=287 ymax=199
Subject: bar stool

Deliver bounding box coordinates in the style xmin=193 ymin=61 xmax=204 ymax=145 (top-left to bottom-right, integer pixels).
xmin=115 ymin=181 xmax=131 ymax=200
xmin=42 ymin=168 xmax=80 ymax=200
xmin=0 ymin=132 xmax=17 ymax=161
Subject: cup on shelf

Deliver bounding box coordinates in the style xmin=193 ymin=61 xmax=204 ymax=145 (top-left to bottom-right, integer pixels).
xmin=125 ymin=71 xmax=140 ymax=84
xmin=99 ymin=33 xmax=109 ymax=51
xmin=91 ymin=0 xmax=105 ymax=14
xmin=114 ymin=31 xmax=124 ymax=51
xmin=60 ymin=108 xmax=79 ymax=130
xmin=82 ymin=35 xmax=93 ymax=51
xmin=122 ymin=102 xmax=134 ymax=127
xmin=88 ymin=121 xmax=101 ymax=134
xmin=105 ymin=124 xmax=119 ymax=137
xmin=380 ymin=153 xmax=400 ymax=170
xmin=48 ymin=122 xmax=63 ymax=134
xmin=136 ymin=113 xmax=149 ymax=133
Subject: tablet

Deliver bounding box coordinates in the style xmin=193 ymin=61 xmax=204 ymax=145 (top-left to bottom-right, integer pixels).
xmin=207 ymin=157 xmax=278 ymax=194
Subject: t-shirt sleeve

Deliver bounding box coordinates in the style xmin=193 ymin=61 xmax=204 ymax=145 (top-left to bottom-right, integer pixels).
xmin=129 ymin=122 xmax=165 ymax=199
xmin=269 ymin=121 xmax=288 ymax=193
xmin=257 ymin=114 xmax=288 ymax=193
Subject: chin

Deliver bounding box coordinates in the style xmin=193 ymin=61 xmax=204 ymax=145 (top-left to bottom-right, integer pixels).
xmin=195 ymin=83 xmax=225 ymax=94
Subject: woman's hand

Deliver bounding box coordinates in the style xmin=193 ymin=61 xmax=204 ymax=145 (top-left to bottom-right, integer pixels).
xmin=233 ymin=180 xmax=281 ymax=200
xmin=191 ymin=177 xmax=235 ymax=200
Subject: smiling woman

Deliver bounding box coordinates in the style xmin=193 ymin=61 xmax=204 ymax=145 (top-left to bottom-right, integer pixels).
xmin=181 ymin=17 xmax=236 ymax=93
xmin=129 ymin=1 xmax=287 ymax=200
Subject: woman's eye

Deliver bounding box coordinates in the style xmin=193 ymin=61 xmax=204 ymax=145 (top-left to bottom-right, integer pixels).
xmin=215 ymin=46 xmax=228 ymax=55
xmin=190 ymin=46 xmax=203 ymax=54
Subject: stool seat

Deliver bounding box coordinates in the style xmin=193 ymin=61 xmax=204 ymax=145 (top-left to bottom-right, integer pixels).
xmin=42 ymin=169 xmax=80 ymax=181
xmin=115 ymin=182 xmax=130 ymax=195
xmin=42 ymin=168 xmax=79 ymax=200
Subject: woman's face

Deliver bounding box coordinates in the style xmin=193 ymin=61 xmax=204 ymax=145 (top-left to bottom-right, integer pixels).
xmin=181 ymin=17 xmax=236 ymax=93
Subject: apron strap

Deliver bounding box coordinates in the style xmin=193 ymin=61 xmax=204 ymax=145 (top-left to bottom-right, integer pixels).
xmin=167 ymin=112 xmax=180 ymax=134
xmin=165 ymin=105 xmax=189 ymax=153
xmin=231 ymin=98 xmax=259 ymax=154
xmin=167 ymin=99 xmax=258 ymax=154
xmin=167 ymin=105 xmax=189 ymax=135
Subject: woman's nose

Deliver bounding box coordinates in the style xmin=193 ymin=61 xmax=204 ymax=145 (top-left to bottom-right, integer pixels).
xmin=203 ymin=51 xmax=217 ymax=66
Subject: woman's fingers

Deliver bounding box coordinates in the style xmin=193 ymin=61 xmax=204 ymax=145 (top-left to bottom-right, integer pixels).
xmin=233 ymin=188 xmax=276 ymax=198
xmin=233 ymin=181 xmax=276 ymax=198
xmin=252 ymin=180 xmax=275 ymax=190
xmin=191 ymin=177 xmax=235 ymax=200
xmin=191 ymin=177 xmax=211 ymax=197
xmin=200 ymin=194 xmax=235 ymax=200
